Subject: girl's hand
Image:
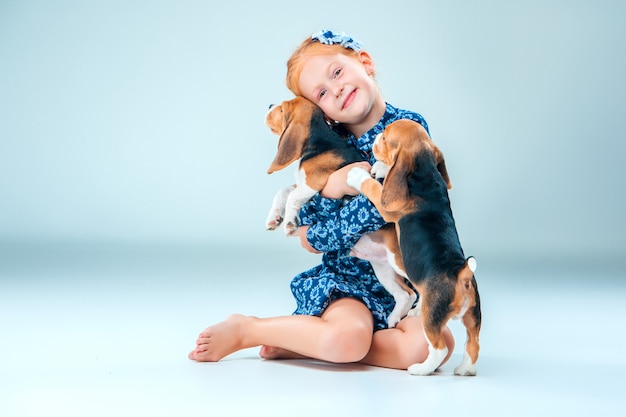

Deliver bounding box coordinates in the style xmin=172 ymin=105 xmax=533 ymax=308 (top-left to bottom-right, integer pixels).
xmin=320 ymin=161 xmax=371 ymax=199
xmin=295 ymin=226 xmax=321 ymax=254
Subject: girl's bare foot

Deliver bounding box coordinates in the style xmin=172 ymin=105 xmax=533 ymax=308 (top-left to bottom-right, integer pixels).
xmin=259 ymin=345 xmax=308 ymax=360
xmin=188 ymin=314 xmax=251 ymax=362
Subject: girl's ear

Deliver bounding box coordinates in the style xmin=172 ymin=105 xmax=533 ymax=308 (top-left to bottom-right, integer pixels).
xmin=357 ymin=51 xmax=376 ymax=76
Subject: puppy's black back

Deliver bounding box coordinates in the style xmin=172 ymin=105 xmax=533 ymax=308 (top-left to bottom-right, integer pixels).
xmin=398 ymin=149 xmax=466 ymax=282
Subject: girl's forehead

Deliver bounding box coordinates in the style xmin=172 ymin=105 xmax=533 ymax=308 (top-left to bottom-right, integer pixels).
xmin=301 ymin=54 xmax=351 ymax=77
xmin=304 ymin=54 xmax=339 ymax=69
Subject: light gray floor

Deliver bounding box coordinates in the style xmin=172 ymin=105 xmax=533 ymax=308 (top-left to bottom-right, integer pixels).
xmin=1 ymin=242 xmax=625 ymax=417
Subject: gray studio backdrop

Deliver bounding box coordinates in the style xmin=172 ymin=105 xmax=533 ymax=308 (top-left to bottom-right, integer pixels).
xmin=1 ymin=0 xmax=624 ymax=264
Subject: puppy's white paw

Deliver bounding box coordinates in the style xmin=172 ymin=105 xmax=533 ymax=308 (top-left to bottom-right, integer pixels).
xmin=265 ymin=212 xmax=283 ymax=230
xmin=454 ymin=364 xmax=477 ymax=377
xmin=407 ymin=347 xmax=447 ymax=376
xmin=454 ymin=352 xmax=478 ymax=376
xmin=371 ymin=161 xmax=390 ymax=180
xmin=284 ymin=220 xmax=299 ymax=237
xmin=407 ymin=363 xmax=435 ymax=376
xmin=346 ymin=167 xmax=371 ymax=191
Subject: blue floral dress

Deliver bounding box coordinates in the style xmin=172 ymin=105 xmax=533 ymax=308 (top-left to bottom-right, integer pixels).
xmin=291 ymin=103 xmax=430 ymax=331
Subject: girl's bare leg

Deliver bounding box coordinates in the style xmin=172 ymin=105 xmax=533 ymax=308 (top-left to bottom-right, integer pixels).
xmin=259 ymin=345 xmax=307 ymax=360
xmin=360 ymin=316 xmax=455 ymax=370
xmin=263 ymin=316 xmax=456 ymax=369
xmin=188 ymin=298 xmax=374 ymax=363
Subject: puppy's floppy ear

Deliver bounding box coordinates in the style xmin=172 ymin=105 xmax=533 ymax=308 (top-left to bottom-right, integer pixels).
xmin=432 ymin=144 xmax=452 ymax=190
xmin=265 ymin=104 xmax=284 ymax=136
xmin=267 ymin=111 xmax=309 ymax=174
xmin=380 ymin=150 xmax=413 ymax=212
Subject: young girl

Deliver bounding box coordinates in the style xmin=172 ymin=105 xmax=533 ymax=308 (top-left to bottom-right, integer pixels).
xmin=189 ymin=30 xmax=455 ymax=370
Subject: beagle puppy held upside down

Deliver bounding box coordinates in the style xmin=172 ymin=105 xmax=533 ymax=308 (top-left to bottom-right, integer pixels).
xmin=265 ymin=96 xmax=364 ymax=236
xmin=347 ymin=119 xmax=482 ymax=376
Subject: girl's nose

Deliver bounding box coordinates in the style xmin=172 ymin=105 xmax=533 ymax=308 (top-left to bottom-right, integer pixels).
xmin=332 ymin=84 xmax=344 ymax=98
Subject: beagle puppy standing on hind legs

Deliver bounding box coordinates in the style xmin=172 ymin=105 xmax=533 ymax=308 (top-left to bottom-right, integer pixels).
xmin=347 ymin=119 xmax=482 ymax=376
xmin=264 ymin=96 xmax=416 ymax=327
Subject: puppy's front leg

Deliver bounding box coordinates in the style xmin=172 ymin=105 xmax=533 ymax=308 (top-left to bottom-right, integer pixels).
xmin=371 ymin=161 xmax=391 ymax=180
xmin=346 ymin=167 xmax=373 ymax=193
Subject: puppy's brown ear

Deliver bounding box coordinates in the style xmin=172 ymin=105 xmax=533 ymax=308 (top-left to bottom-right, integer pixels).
xmin=380 ymin=151 xmax=412 ymax=212
xmin=267 ymin=115 xmax=309 ymax=174
xmin=432 ymin=145 xmax=452 ymax=189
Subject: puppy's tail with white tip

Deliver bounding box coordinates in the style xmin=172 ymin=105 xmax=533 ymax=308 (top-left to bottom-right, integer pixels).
xmin=467 ymin=256 xmax=477 ymax=273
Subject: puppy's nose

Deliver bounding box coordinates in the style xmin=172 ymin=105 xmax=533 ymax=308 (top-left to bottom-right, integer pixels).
xmin=268 ymin=104 xmax=276 ymax=110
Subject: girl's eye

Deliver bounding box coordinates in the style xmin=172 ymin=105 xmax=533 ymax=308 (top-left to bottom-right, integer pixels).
xmin=333 ymin=68 xmax=342 ymax=78
xmin=319 ymin=89 xmax=327 ymax=99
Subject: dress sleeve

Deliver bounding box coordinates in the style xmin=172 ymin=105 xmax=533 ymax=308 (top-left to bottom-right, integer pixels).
xmin=300 ymin=193 xmax=386 ymax=253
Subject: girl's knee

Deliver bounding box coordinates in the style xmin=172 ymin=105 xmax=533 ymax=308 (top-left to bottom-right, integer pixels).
xmin=321 ymin=321 xmax=372 ymax=363
xmin=320 ymin=299 xmax=374 ymax=363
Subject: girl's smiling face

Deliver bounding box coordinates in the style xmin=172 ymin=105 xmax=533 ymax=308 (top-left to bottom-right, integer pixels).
xmin=298 ymin=52 xmax=385 ymax=137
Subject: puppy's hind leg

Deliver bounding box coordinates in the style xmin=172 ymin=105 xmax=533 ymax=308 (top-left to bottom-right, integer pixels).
xmin=454 ymin=310 xmax=480 ymax=376
xmin=351 ymin=231 xmax=414 ymax=327
xmin=368 ymin=261 xmax=412 ymax=328
xmin=266 ymin=185 xmax=295 ymax=230
xmin=454 ymin=280 xmax=481 ymax=376
xmin=407 ymin=294 xmax=449 ymax=376
xmin=407 ymin=332 xmax=448 ymax=376
xmin=282 ymin=183 xmax=317 ymax=236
